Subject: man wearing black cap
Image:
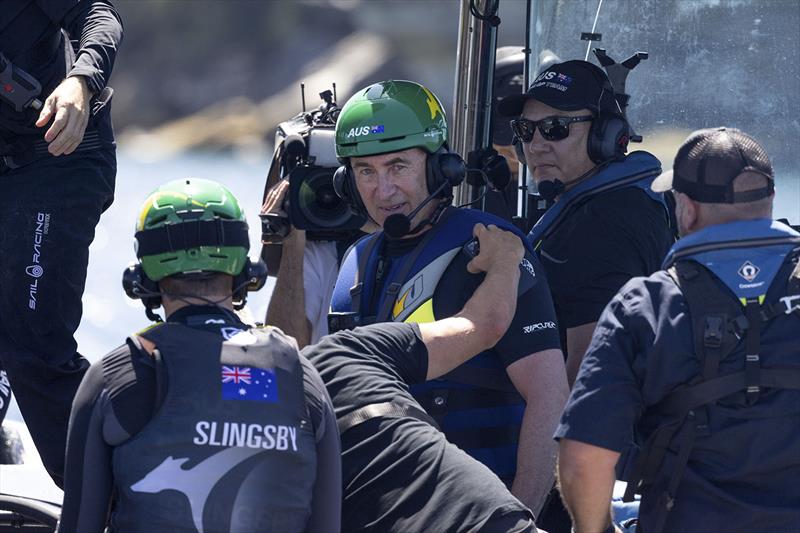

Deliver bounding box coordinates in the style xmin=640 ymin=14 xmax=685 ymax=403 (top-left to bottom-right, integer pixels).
xmin=485 ymin=47 xmax=559 ymax=224
xmin=556 ymin=128 xmax=800 ymax=533
xmin=498 ymin=59 xmax=674 ymax=387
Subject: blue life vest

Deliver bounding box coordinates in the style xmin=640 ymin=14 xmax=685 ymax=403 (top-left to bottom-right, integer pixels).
xmin=527 ymin=151 xmax=667 ymax=250
xmin=661 ymin=218 xmax=800 ymax=302
xmin=330 ymin=207 xmax=536 ymax=485
xmin=624 ymin=219 xmax=800 ymax=533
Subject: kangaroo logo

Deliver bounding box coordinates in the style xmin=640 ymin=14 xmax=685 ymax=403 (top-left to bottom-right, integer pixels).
xmin=130 ymin=446 xmax=261 ymax=533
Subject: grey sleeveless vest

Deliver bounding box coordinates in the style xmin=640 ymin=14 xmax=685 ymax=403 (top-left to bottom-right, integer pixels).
xmin=110 ymin=323 xmax=317 ymax=533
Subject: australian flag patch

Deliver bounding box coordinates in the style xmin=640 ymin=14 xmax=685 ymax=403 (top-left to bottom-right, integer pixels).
xmin=221 ymin=365 xmax=278 ymax=403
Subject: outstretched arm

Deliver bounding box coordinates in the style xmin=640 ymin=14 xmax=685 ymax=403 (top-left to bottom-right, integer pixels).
xmin=421 ymin=224 xmax=523 ymax=380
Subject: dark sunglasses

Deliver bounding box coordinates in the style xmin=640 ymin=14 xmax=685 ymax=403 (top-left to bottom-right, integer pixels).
xmin=509 ymin=115 xmax=593 ymax=143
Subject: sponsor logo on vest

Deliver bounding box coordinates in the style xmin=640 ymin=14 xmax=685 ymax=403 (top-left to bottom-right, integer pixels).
xmin=193 ymin=420 xmax=298 ymax=451
xmin=737 ymin=260 xmax=760 ymax=282
xmin=393 ymin=275 xmax=424 ymax=319
xmin=345 ymin=124 xmax=384 ymax=138
xmin=523 ymin=321 xmax=557 ymax=334
xmin=520 ymin=258 xmax=536 ymax=277
xmin=27 ymin=212 xmax=50 ymax=310
xmin=0 ymin=371 xmax=10 ymax=411
xmin=780 ymin=294 xmax=800 ymax=314
xmin=220 ymin=326 xmax=243 ymax=340
xmin=131 ymin=446 xmax=261 ymax=533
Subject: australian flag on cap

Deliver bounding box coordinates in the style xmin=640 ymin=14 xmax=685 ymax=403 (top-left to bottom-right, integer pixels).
xmin=221 ymin=365 xmax=278 ymax=403
xmin=556 ymin=73 xmax=573 ymax=85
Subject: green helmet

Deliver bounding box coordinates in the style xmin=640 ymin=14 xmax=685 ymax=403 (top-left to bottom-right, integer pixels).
xmin=135 ymin=178 xmax=249 ymax=282
xmin=335 ymin=80 xmax=448 ymax=158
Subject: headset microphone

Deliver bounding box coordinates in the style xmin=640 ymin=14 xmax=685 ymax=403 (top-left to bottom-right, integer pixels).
xmin=537 ymin=179 xmax=565 ymax=201
xmin=383 ymin=181 xmax=450 ymax=239
xmin=536 ymin=163 xmax=605 ymax=202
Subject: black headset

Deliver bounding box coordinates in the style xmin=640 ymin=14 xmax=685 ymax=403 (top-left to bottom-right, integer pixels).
xmin=585 ymin=63 xmax=630 ymax=164
xmin=512 ymin=62 xmax=630 ymax=165
xmin=122 ymin=259 xmax=267 ymax=313
xmin=333 ymin=146 xmax=467 ymax=218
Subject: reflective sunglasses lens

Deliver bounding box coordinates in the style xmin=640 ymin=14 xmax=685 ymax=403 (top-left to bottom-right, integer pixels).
xmin=539 ymin=119 xmax=570 ymax=141
xmin=512 ymin=119 xmax=535 ymax=143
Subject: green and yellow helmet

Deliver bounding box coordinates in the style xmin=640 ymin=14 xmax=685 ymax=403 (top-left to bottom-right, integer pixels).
xmin=134 ymin=178 xmax=249 ymax=282
xmin=335 ymin=80 xmax=448 ymax=158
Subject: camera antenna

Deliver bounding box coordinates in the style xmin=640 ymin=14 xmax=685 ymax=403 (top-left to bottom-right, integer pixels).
xmin=332 ymin=83 xmax=337 ymax=104
xmin=300 ymin=83 xmax=306 ymax=112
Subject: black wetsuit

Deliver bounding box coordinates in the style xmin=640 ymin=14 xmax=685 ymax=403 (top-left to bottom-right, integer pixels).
xmin=59 ymin=306 xmax=341 ymax=533
xmin=0 ymin=0 xmax=122 ymax=485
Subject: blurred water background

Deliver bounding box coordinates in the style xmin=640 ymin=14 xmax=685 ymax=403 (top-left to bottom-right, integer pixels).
xmin=7 ymin=0 xmax=800 ymax=420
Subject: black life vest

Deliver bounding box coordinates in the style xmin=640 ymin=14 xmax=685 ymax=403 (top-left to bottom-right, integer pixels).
xmin=110 ymin=323 xmax=317 ymax=533
xmin=623 ymin=220 xmax=800 ymax=533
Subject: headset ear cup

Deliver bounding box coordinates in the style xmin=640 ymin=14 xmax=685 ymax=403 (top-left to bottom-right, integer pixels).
xmin=588 ymin=112 xmax=630 ymax=164
xmin=333 ymin=165 xmax=349 ymax=202
xmin=232 ymin=258 xmax=269 ymax=310
xmin=333 ymin=165 xmax=367 ymax=217
xmin=426 ymin=148 xmax=466 ymax=195
xmin=438 ymin=152 xmax=467 ymax=187
xmin=122 ymin=263 xmax=162 ymax=309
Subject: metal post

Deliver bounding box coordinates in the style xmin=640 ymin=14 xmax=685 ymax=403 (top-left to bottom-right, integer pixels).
xmin=452 ymin=0 xmax=499 ymax=206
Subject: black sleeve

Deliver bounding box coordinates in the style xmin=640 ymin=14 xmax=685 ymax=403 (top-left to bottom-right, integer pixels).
xmin=493 ymin=250 xmax=562 ymax=366
xmin=435 ymin=243 xmax=561 ymax=366
xmin=58 ymin=356 xmax=116 ymax=533
xmin=355 ymin=322 xmax=428 ymax=384
xmin=58 ymin=1 xmax=123 ymax=94
xmin=548 ymin=189 xmax=672 ymax=329
xmin=300 ymin=357 xmax=342 ymax=533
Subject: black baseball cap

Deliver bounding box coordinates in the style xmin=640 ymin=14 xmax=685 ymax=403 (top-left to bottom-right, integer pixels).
xmin=497 ymin=59 xmax=618 ymax=117
xmin=651 ymin=127 xmax=774 ymax=204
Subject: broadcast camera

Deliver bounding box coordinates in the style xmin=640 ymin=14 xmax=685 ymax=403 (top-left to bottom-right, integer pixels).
xmin=261 ymin=88 xmax=366 ymax=242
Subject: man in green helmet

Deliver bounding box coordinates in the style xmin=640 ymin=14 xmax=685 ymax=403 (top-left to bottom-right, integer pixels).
xmin=329 ymin=80 xmax=569 ymax=515
xmin=59 ymin=178 xmax=342 ymax=533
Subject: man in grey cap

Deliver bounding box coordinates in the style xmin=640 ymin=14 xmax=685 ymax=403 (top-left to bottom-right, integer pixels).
xmin=497 ymin=59 xmax=674 ymax=386
xmin=556 ymin=127 xmax=800 ymax=533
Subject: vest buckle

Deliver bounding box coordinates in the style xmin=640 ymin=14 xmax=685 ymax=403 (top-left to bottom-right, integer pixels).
xmin=703 ymin=316 xmax=725 ymax=348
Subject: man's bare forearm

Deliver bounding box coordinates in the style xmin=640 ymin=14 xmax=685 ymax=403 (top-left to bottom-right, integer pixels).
xmin=508 ymin=349 xmax=568 ymax=514
xmin=558 ymin=439 xmax=620 ymax=533
xmin=266 ymin=237 xmax=311 ymax=347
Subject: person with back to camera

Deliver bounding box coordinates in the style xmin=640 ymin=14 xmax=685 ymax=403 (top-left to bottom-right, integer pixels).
xmin=556 ymin=127 xmax=800 ymax=533
xmin=0 ymin=0 xmax=122 ymax=485
xmin=497 ymin=59 xmax=674 ymax=388
xmin=58 ymin=178 xmax=341 ymax=533
xmin=329 ymin=79 xmax=568 ymax=516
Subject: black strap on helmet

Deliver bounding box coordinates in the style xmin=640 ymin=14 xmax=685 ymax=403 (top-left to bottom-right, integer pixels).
xmin=135 ymin=219 xmax=249 ymax=258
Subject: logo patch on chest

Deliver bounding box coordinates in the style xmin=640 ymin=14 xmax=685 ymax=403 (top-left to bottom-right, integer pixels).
xmin=737 ymin=260 xmax=760 ymax=282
